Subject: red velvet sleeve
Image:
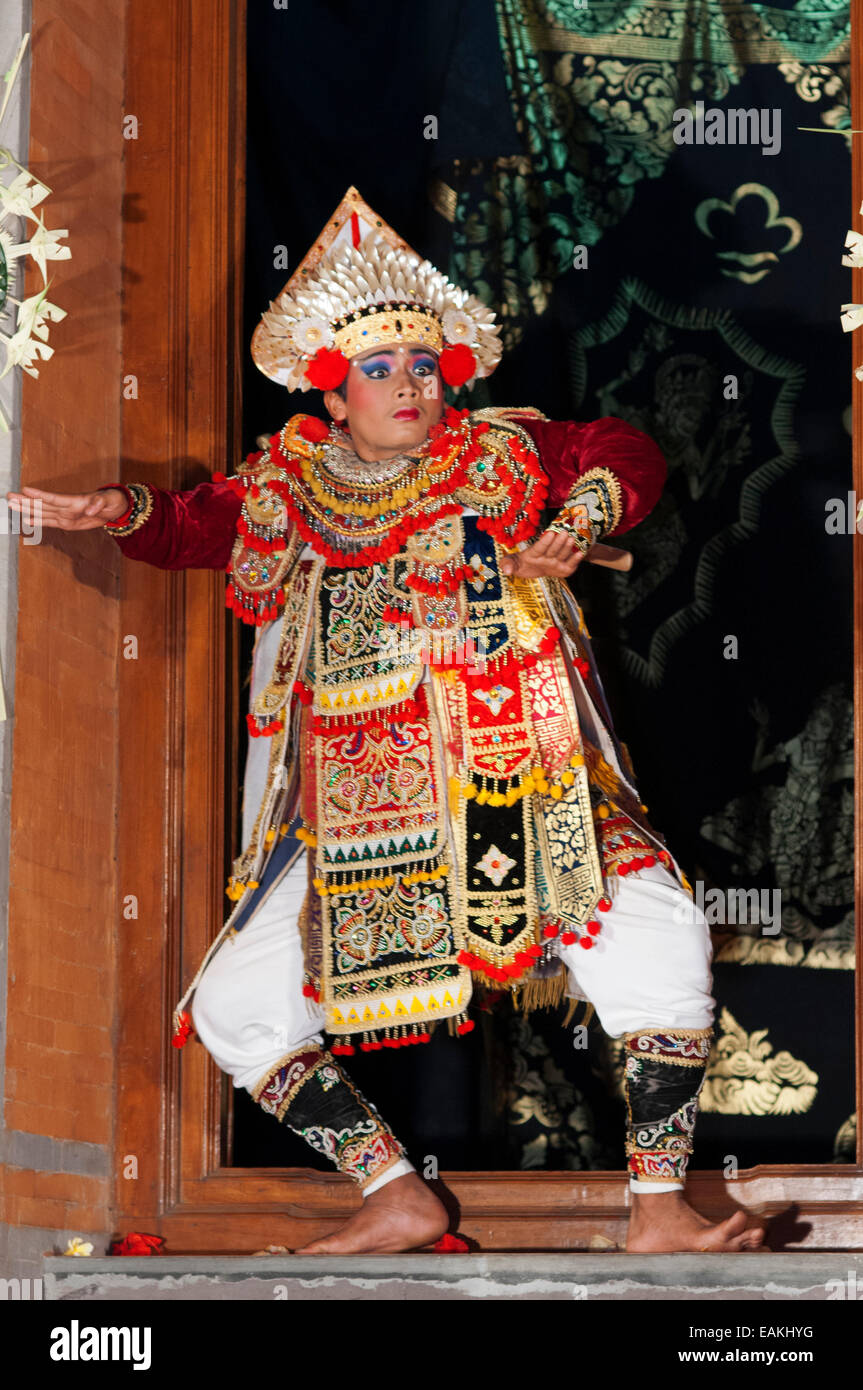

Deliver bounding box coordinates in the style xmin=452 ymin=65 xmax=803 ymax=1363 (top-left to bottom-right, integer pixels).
xmin=102 ymin=480 xmax=244 ymax=570
xmin=516 ymin=415 xmax=667 ymax=536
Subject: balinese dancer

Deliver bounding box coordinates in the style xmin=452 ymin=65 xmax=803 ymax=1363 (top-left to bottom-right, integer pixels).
xmin=9 ymin=188 xmax=764 ymax=1255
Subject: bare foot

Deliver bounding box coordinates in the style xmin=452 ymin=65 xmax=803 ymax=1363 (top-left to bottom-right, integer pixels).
xmin=627 ymin=1190 xmax=766 ymax=1253
xmin=294 ymin=1172 xmax=450 ymax=1255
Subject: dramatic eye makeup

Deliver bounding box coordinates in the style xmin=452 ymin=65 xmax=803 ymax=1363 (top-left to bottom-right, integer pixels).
xmin=410 ymin=353 xmax=437 ymax=375
xmin=356 ymin=349 xmax=438 ymax=379
xmin=358 ymin=355 xmax=393 ymax=377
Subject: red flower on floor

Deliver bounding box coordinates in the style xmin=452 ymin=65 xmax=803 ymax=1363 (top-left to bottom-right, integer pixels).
xmin=433 ymin=1233 xmax=470 ymax=1253
xmin=110 ymin=1232 xmax=165 ymax=1257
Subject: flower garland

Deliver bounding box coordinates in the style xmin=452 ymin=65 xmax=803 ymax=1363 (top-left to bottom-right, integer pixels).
xmin=841 ymin=195 xmax=863 ymax=383
xmin=0 ymin=34 xmax=70 ymax=431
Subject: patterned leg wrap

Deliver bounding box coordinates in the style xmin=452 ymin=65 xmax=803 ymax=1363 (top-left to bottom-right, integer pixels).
xmin=623 ymin=1028 xmax=713 ymax=1186
xmin=251 ymin=1046 xmax=408 ymax=1191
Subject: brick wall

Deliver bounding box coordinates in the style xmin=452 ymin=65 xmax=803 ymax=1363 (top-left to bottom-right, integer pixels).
xmin=0 ymin=0 xmax=126 ymax=1277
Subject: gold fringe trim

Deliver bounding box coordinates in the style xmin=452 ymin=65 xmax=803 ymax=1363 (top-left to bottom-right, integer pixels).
xmin=561 ymin=998 xmax=594 ymax=1030
xmin=513 ymin=965 xmax=568 ymax=1014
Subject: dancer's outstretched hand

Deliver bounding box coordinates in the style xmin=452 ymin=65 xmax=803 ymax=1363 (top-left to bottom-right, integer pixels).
xmin=5 ymin=485 xmax=128 ymax=530
xmin=499 ymin=529 xmax=587 ymax=579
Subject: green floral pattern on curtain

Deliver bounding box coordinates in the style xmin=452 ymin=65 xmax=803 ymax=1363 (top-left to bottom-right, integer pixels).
xmin=448 ymin=0 xmax=850 ymax=350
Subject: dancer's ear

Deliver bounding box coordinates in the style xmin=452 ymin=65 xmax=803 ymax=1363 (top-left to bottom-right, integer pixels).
xmin=323 ymin=388 xmax=348 ymax=423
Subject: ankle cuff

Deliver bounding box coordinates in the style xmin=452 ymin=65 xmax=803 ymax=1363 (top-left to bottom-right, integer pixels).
xmin=630 ymin=1178 xmax=684 ymax=1193
xmin=361 ymin=1156 xmax=416 ymax=1197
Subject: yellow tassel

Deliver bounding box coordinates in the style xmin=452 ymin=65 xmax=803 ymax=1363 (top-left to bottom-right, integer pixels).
xmin=476 ymin=788 xmax=489 ymax=805
xmin=597 ymin=804 xmax=610 ymax=819
xmin=550 ymin=784 xmax=563 ymax=800
xmin=520 ymin=775 xmax=536 ymax=795
xmin=463 ymin=782 xmax=477 ymax=800
xmin=488 ymin=791 xmax=506 ymax=807
xmin=569 ymin=753 xmax=585 ymax=768
xmin=560 ymin=770 xmax=575 ymax=787
xmin=449 ymin=776 xmax=462 ymax=815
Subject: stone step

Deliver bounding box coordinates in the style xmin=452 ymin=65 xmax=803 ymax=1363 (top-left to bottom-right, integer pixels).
xmin=43 ymin=1251 xmax=863 ymax=1301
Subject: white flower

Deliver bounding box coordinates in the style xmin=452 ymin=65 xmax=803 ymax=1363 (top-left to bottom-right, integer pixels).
xmin=21 ymin=217 xmax=70 ymax=280
xmin=290 ymin=315 xmax=334 ymax=354
xmin=0 ymin=166 xmax=50 ymax=219
xmin=840 ymin=303 xmax=863 ymax=333
xmin=0 ymin=325 xmax=55 ymax=379
xmin=842 ymin=230 xmax=863 ymax=269
xmin=14 ymin=288 xmax=67 ymax=339
xmin=63 ymin=1237 xmax=94 ymax=1257
xmin=442 ymin=307 xmax=477 ymax=346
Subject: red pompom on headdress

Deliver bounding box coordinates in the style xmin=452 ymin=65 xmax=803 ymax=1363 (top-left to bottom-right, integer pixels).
xmin=305 ymin=346 xmax=349 ymax=390
xmin=439 ymin=342 xmax=477 ymax=388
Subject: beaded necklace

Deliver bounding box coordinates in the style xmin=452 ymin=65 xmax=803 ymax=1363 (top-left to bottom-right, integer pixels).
xmin=225 ymin=407 xmax=549 ymax=625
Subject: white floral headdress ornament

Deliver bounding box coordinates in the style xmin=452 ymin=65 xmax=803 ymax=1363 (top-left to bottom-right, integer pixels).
xmin=251 ymin=186 xmax=501 ymax=392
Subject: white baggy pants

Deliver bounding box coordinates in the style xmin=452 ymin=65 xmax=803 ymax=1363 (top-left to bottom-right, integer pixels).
xmin=191 ymin=855 xmax=714 ymax=1194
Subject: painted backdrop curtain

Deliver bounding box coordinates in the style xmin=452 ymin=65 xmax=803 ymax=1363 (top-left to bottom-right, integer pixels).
xmin=435 ymin=0 xmax=855 ymax=1167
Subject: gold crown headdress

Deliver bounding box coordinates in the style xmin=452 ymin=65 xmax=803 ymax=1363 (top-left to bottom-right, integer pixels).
xmin=251 ymin=186 xmax=502 ymax=392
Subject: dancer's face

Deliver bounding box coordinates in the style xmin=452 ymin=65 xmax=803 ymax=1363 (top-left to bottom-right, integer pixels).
xmin=324 ymin=342 xmax=444 ymax=460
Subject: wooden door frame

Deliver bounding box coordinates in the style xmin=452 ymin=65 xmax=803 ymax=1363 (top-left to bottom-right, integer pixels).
xmin=112 ymin=0 xmax=863 ymax=1251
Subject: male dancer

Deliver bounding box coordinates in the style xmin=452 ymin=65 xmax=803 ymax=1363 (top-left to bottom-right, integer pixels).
xmin=8 ymin=189 xmax=764 ymax=1254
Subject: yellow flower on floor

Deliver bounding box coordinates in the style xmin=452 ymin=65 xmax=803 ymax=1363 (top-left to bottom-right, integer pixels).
xmin=63 ymin=1237 xmax=93 ymax=1257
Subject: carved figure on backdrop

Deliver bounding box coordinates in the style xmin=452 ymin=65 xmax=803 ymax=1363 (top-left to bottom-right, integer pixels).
xmin=8 ymin=188 xmax=765 ymax=1255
